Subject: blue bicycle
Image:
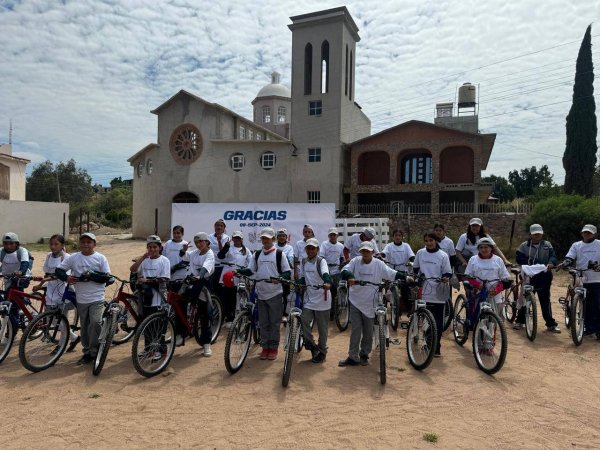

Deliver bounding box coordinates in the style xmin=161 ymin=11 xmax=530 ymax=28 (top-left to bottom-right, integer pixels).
xmin=452 ymin=275 xmax=508 ymax=375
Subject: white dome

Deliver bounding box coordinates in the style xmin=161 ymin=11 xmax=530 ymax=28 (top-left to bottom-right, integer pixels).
xmin=256 ymin=72 xmax=290 ymax=98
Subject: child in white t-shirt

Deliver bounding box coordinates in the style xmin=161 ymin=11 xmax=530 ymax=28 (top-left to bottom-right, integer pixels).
xmin=162 ymin=225 xmax=189 ymax=280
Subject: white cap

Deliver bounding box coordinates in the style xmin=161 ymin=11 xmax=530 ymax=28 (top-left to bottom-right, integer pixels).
xmin=328 ymin=227 xmax=339 ymax=235
xmin=232 ymin=231 xmax=244 ymax=239
xmin=146 ymin=235 xmax=162 ymax=244
xmin=305 ymin=238 xmax=319 ymax=248
xmin=529 ymin=224 xmax=543 ymax=235
xmin=469 ymin=218 xmax=483 ymax=226
xmin=80 ymin=232 xmax=97 ymax=242
xmin=2 ymin=232 xmax=19 ymax=242
xmin=477 ymin=237 xmax=496 ymax=248
xmin=303 ymin=224 xmax=314 ymax=231
xmin=260 ymin=227 xmax=275 ymax=238
xmin=581 ymin=224 xmax=597 ymax=234
xmin=193 ymin=232 xmax=210 ymax=241
xmin=362 ymin=227 xmax=375 ymax=239
xmin=276 ymin=228 xmax=288 ymax=236
xmin=359 ymin=241 xmax=375 ymax=252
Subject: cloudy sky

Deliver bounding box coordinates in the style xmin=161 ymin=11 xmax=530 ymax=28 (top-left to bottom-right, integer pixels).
xmin=0 ymin=0 xmax=598 ymax=185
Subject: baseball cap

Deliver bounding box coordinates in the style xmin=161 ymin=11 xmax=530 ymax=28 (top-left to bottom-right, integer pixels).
xmin=303 ymin=224 xmax=314 ymax=231
xmin=276 ymin=228 xmax=288 ymax=236
xmin=193 ymin=232 xmax=210 ymax=241
xmin=328 ymin=227 xmax=339 ymax=235
xmin=477 ymin=237 xmax=496 ymax=248
xmin=2 ymin=232 xmax=19 ymax=243
xmin=362 ymin=227 xmax=375 ymax=239
xmin=232 ymin=231 xmax=244 ymax=239
xmin=146 ymin=235 xmax=162 ymax=245
xmin=359 ymin=241 xmax=375 ymax=252
xmin=214 ymin=219 xmax=226 ymax=227
xmin=260 ymin=227 xmax=275 ymax=238
xmin=529 ymin=224 xmax=544 ymax=235
xmin=581 ymin=224 xmax=597 ymax=234
xmin=469 ymin=218 xmax=483 ymax=226
xmin=80 ymin=232 xmax=96 ymax=242
xmin=305 ymin=238 xmax=319 ymax=248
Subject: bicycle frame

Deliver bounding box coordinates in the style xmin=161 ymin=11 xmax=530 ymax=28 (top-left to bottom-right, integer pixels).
xmin=114 ymin=279 xmax=141 ymax=326
xmin=0 ymin=280 xmax=46 ymax=325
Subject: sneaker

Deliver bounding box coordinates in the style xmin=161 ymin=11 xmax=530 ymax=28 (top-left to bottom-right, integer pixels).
xmin=513 ymin=323 xmax=523 ymax=330
xmin=311 ymin=351 xmax=326 ymax=363
xmin=338 ymin=357 xmax=360 ymax=367
xmin=67 ymin=335 xmax=80 ymax=353
xmin=259 ymin=348 xmax=269 ymax=360
xmin=225 ymin=322 xmax=233 ymax=329
xmin=547 ymin=325 xmax=561 ymax=334
xmin=267 ymin=349 xmax=278 ymax=360
xmin=203 ymin=344 xmax=212 ymax=357
xmin=76 ymin=354 xmax=93 ymax=365
xmin=175 ymin=335 xmax=184 ymax=347
xmin=359 ymin=355 xmax=369 ymax=366
xmin=137 ymin=350 xmax=162 ymax=361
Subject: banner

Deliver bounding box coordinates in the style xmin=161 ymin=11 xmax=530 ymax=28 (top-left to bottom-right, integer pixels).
xmin=171 ymin=203 xmax=336 ymax=250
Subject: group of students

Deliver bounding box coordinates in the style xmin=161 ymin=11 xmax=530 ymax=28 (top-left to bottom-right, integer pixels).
xmin=3 ymin=216 xmax=600 ymax=370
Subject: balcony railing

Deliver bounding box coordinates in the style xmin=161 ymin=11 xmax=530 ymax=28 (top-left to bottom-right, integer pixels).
xmin=340 ymin=201 xmax=533 ymax=216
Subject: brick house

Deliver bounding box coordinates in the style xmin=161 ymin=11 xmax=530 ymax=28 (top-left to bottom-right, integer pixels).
xmin=344 ymin=120 xmax=496 ymax=213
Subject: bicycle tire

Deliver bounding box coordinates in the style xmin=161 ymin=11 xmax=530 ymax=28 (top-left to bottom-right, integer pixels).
xmin=282 ymin=316 xmax=299 ymax=388
xmin=92 ymin=313 xmax=118 ymax=376
xmin=406 ymin=308 xmax=437 ymax=371
xmin=472 ymin=310 xmax=507 ymax=375
xmin=390 ymin=286 xmax=400 ymax=331
xmin=210 ymin=295 xmax=223 ymax=344
xmin=503 ymin=287 xmax=518 ymax=323
xmin=19 ymin=311 xmax=69 ymax=373
xmin=443 ymin=297 xmax=453 ymax=332
xmin=378 ymin=314 xmax=386 ymax=385
xmin=113 ymin=297 xmax=140 ymax=345
xmin=131 ymin=311 xmax=176 ymax=378
xmin=570 ymin=294 xmax=585 ymax=346
xmin=224 ymin=311 xmax=252 ymax=374
xmin=0 ymin=316 xmax=15 ymax=365
xmin=452 ymin=294 xmax=469 ymax=346
xmin=525 ymin=293 xmax=538 ymax=342
xmin=562 ymin=292 xmax=572 ymax=329
xmin=335 ymin=287 xmax=349 ymax=332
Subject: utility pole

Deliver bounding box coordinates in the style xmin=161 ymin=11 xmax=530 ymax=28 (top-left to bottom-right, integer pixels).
xmin=8 ymin=119 xmax=12 ymax=144
xmin=56 ymin=169 xmax=61 ymax=203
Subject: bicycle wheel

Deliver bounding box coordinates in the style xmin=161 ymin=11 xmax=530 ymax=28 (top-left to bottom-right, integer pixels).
xmin=562 ymin=293 xmax=572 ymax=329
xmin=406 ymin=308 xmax=437 ymax=371
xmin=19 ymin=312 xmax=69 ymax=373
xmin=570 ymin=294 xmax=585 ymax=346
xmin=452 ymin=294 xmax=469 ymax=345
xmin=224 ymin=311 xmax=252 ymax=374
xmin=210 ymin=295 xmax=223 ymax=344
xmin=378 ymin=314 xmax=386 ymax=385
xmin=335 ymin=287 xmax=349 ymax=332
xmin=443 ymin=297 xmax=453 ymax=332
xmin=93 ymin=312 xmax=118 ymax=376
xmin=0 ymin=316 xmax=15 ymax=365
xmin=390 ymin=286 xmax=400 ymax=331
xmin=503 ymin=287 xmax=518 ymax=323
xmin=282 ymin=316 xmax=299 ymax=388
xmin=113 ymin=297 xmax=140 ymax=345
xmin=472 ymin=310 xmax=507 ymax=375
xmin=131 ymin=312 xmax=176 ymax=378
xmin=525 ymin=293 xmax=538 ymax=342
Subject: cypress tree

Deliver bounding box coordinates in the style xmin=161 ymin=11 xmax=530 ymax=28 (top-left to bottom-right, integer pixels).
xmin=563 ymin=25 xmax=597 ymax=197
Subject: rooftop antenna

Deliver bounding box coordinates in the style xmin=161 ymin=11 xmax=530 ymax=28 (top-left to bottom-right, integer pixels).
xmin=9 ymin=119 xmax=12 ymax=144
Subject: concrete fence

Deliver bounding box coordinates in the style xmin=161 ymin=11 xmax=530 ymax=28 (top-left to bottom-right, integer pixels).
xmin=0 ymin=200 xmax=69 ymax=243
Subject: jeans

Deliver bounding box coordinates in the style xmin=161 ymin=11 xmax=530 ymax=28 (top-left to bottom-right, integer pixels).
xmin=348 ymin=302 xmax=374 ymax=361
xmin=426 ymin=302 xmax=445 ymax=353
xmin=583 ymin=283 xmax=600 ymax=335
xmin=516 ymin=271 xmax=557 ymax=328
xmin=257 ymin=294 xmax=283 ymax=349
xmin=77 ymin=301 xmax=104 ymax=357
xmin=300 ymin=308 xmax=330 ymax=354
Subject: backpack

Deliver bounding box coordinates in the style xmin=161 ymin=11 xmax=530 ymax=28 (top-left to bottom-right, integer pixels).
xmin=0 ymin=247 xmax=34 ymax=272
xmin=301 ymin=256 xmax=325 ymax=280
xmin=254 ymin=249 xmax=283 ymax=274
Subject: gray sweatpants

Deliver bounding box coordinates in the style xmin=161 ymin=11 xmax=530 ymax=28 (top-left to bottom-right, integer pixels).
xmin=257 ymin=294 xmax=283 ymax=350
xmin=77 ymin=301 xmax=104 ymax=357
xmin=348 ymin=302 xmax=374 ymax=362
xmin=300 ymin=308 xmax=330 ymax=354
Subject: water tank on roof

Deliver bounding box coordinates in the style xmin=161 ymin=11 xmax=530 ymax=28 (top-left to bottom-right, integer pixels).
xmin=458 ymin=83 xmax=476 ymax=108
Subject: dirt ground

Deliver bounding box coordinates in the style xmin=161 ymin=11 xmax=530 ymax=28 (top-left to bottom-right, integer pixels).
xmin=2 ymin=235 xmax=600 ymax=449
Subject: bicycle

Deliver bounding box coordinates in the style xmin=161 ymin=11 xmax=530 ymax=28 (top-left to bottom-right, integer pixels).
xmin=111 ymin=274 xmax=142 ymax=345
xmin=405 ymin=276 xmax=439 ymax=371
xmin=224 ymin=277 xmax=268 ymax=374
xmin=383 ymin=262 xmax=406 ymax=331
xmin=18 ymin=279 xmax=79 ymax=372
xmin=335 ymin=279 xmax=349 ymax=331
xmin=561 ymin=262 xmax=596 ymax=346
xmin=558 ymin=267 xmax=581 ymax=331
xmin=0 ymin=275 xmax=46 ymax=365
xmin=452 ymin=275 xmax=508 ymax=375
xmin=503 ymin=267 xmax=540 ymax=341
xmin=92 ymin=292 xmax=126 ymax=376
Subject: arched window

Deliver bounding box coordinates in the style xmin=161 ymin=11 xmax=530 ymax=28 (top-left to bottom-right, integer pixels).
xmin=345 ymin=45 xmax=349 ymax=97
xmin=400 ymin=153 xmax=432 ymax=184
xmin=321 ymin=40 xmax=329 ymax=94
xmin=304 ymin=43 xmax=312 ymax=95
xmin=172 ymin=192 xmax=199 ymax=203
xmin=358 ymin=152 xmax=390 ymax=185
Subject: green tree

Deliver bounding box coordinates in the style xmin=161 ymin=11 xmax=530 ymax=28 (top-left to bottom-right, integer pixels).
xmin=482 ymin=175 xmax=516 ymax=202
xmin=563 ymin=24 xmax=597 ymax=196
xmin=26 ymin=159 xmax=93 ymax=205
xmin=508 ymin=165 xmax=554 ymax=197
xmin=96 ymin=187 xmax=133 ymax=227
xmin=110 ymin=176 xmax=126 ymax=189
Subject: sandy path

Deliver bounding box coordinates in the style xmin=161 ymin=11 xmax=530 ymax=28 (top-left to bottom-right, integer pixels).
xmin=2 ymin=236 xmax=600 ymax=449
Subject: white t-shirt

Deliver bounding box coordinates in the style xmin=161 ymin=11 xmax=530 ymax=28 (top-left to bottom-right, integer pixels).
xmin=162 ymin=239 xmax=188 ymax=280
xmin=209 ymin=233 xmax=230 ymax=266
xmin=344 ymin=256 xmax=397 ymax=318
xmin=344 ymin=233 xmax=380 ymax=259
xmin=438 ymin=236 xmax=456 ymax=257
xmin=138 ymin=255 xmax=170 ymax=307
xmin=465 ymin=255 xmax=509 ymax=303
xmin=43 ymin=251 xmax=70 ymax=305
xmin=293 ymin=239 xmax=308 ymax=261
xmin=413 ymin=248 xmax=452 ymax=304
xmin=455 ymin=233 xmax=485 ymax=259
xmin=220 ymin=246 xmax=252 ymax=284
xmin=276 ymin=242 xmax=295 ymax=267
xmin=58 ymin=252 xmax=111 ymax=304
xmin=319 ymin=241 xmax=345 ymax=275
xmin=248 ymin=248 xmax=291 ymax=300
xmin=1 ymin=247 xmax=32 ymax=278
xmin=565 ymin=239 xmax=600 ymax=284
xmin=382 ymin=242 xmax=414 ymax=272
xmin=299 ymin=257 xmax=331 ymax=311
xmin=183 ymin=249 xmax=215 ymax=278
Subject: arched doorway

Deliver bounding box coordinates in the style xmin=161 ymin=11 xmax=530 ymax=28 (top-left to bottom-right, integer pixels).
xmin=173 ymin=191 xmax=199 ymax=203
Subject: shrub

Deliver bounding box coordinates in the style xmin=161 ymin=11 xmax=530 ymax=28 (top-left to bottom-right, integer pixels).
xmin=527 ymin=195 xmax=600 ymax=257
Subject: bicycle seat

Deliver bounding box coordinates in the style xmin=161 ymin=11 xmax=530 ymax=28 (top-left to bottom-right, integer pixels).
xmin=510 ymin=267 xmax=521 ymax=275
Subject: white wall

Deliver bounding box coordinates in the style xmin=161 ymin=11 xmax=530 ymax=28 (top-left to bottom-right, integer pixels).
xmin=0 ymin=200 xmax=69 ymax=243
